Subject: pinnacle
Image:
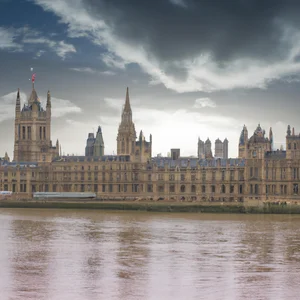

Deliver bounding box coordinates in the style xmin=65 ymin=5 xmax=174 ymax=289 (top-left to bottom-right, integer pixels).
xmin=124 ymin=87 xmax=131 ymax=112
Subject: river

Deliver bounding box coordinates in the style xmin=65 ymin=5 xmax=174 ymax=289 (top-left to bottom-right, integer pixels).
xmin=0 ymin=209 xmax=300 ymax=299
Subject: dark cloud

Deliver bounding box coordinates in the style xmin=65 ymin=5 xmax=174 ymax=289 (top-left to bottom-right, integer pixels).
xmin=82 ymin=0 xmax=300 ymax=63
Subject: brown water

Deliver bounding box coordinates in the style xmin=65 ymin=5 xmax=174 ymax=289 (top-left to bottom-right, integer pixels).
xmin=1 ymin=210 xmax=300 ymax=300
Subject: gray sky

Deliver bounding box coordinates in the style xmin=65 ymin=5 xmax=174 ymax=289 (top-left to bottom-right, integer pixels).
xmin=1 ymin=0 xmax=300 ymax=158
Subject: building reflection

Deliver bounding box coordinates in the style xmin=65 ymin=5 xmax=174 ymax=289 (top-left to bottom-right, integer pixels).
xmin=9 ymin=218 xmax=54 ymax=300
xmin=116 ymin=221 xmax=151 ymax=300
xmin=79 ymin=221 xmax=103 ymax=300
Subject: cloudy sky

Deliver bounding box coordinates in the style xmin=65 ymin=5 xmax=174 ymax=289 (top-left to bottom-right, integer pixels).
xmin=1 ymin=0 xmax=300 ymax=158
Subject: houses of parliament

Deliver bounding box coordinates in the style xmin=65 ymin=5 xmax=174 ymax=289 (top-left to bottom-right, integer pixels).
xmin=1 ymin=82 xmax=300 ymax=203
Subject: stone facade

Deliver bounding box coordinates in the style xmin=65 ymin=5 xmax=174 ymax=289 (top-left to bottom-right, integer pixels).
xmin=1 ymin=85 xmax=300 ymax=203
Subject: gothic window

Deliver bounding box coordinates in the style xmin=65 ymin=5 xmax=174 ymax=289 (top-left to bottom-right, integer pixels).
xmin=27 ymin=127 xmax=31 ymax=140
xmin=221 ymin=184 xmax=226 ymax=193
xmin=191 ymin=185 xmax=196 ymax=193
xmin=121 ymin=139 xmax=125 ymax=153
xmin=147 ymin=184 xmax=153 ymax=193
xmin=169 ymin=185 xmax=175 ymax=193
xmin=239 ymin=184 xmax=243 ymax=194
xmin=293 ymin=184 xmax=298 ymax=195
xmin=22 ymin=126 xmax=26 ymax=139
xmin=158 ymin=185 xmax=164 ymax=193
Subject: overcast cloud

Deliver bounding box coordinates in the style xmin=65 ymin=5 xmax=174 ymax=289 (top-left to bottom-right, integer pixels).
xmin=0 ymin=0 xmax=300 ymax=158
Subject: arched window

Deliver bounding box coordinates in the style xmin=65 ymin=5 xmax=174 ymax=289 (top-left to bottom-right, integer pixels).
xmin=255 ymin=184 xmax=259 ymax=194
xmin=222 ymin=184 xmax=226 ymax=193
xmin=191 ymin=185 xmax=196 ymax=193
xmin=121 ymin=139 xmax=125 ymax=153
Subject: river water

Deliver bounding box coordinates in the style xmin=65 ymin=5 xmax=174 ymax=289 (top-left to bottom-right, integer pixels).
xmin=1 ymin=209 xmax=300 ymax=300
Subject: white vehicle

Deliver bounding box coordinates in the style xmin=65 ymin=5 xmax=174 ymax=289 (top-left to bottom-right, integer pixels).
xmin=33 ymin=192 xmax=96 ymax=199
xmin=0 ymin=191 xmax=13 ymax=195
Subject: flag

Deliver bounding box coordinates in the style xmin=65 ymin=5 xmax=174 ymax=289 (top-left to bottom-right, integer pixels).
xmin=32 ymin=73 xmax=36 ymax=83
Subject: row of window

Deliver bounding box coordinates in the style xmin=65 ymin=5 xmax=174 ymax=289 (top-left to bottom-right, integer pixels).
xmin=2 ymin=183 xmax=298 ymax=195
xmin=18 ymin=125 xmax=46 ymax=140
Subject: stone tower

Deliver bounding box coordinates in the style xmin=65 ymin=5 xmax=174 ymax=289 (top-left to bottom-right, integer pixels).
xmin=117 ymin=87 xmax=136 ymax=156
xmin=197 ymin=137 xmax=205 ymax=159
xmin=238 ymin=125 xmax=248 ymax=158
xmin=93 ymin=126 xmax=105 ymax=156
xmin=214 ymin=138 xmax=223 ymax=158
xmin=205 ymin=138 xmax=212 ymax=158
xmin=13 ymin=85 xmax=59 ymax=162
xmin=269 ymin=127 xmax=273 ymax=150
xmin=223 ymin=138 xmax=229 ymax=159
xmin=85 ymin=133 xmax=95 ymax=156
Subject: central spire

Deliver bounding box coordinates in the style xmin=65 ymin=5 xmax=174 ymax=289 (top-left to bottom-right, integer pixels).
xmin=124 ymin=87 xmax=131 ymax=112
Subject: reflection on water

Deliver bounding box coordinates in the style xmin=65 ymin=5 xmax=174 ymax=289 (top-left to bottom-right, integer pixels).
xmin=1 ymin=210 xmax=300 ymax=299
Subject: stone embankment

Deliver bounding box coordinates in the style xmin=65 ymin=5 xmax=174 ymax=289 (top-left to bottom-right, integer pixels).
xmin=0 ymin=198 xmax=299 ymax=214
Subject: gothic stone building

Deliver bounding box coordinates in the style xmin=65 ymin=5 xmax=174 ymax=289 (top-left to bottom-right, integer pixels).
xmin=1 ymin=85 xmax=300 ymax=203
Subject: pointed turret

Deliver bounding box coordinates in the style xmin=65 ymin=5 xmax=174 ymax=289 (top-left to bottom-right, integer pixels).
xmin=4 ymin=152 xmax=9 ymax=162
xmin=269 ymin=127 xmax=273 ymax=149
xmin=287 ymin=125 xmax=291 ymax=136
xmin=15 ymin=89 xmax=21 ymax=115
xmin=93 ymin=126 xmax=104 ymax=157
xmin=28 ymin=87 xmax=38 ymax=105
xmin=139 ymin=130 xmax=144 ymax=141
xmin=124 ymin=87 xmax=131 ymax=112
xmin=47 ymin=90 xmax=51 ymax=108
